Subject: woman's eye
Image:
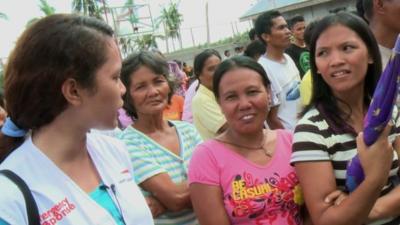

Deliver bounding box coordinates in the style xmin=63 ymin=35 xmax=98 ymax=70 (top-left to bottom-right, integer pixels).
xmin=225 ymin=95 xmax=236 ymax=101
xmin=248 ymin=90 xmax=259 ymax=95
xmin=155 ymin=78 xmax=166 ymax=84
xmin=343 ymin=45 xmax=355 ymax=52
xmin=208 ymin=66 xmax=216 ymax=73
xmin=135 ymin=85 xmax=144 ymax=90
xmin=316 ymin=50 xmax=327 ymax=57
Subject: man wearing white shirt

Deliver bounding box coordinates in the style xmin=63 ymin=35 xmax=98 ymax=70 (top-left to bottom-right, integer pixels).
xmin=255 ymin=10 xmax=301 ymax=130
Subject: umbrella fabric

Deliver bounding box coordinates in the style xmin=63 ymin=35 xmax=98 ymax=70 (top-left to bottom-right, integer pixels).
xmin=346 ymin=35 xmax=400 ymax=192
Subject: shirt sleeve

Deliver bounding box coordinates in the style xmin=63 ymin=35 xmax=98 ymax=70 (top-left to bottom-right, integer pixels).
xmin=119 ymin=134 xmax=167 ymax=184
xmin=300 ymin=70 xmax=312 ymax=106
xmin=193 ymin=96 xmax=226 ymax=134
xmin=290 ymin=113 xmax=330 ymax=164
xmin=188 ymin=142 xmax=220 ymax=186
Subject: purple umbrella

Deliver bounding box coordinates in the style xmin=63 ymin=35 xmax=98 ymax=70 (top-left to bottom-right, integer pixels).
xmin=346 ymin=35 xmax=400 ymax=192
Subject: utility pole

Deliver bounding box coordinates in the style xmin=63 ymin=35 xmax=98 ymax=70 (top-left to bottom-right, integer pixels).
xmin=190 ymin=28 xmax=196 ymax=46
xmin=206 ymin=1 xmax=210 ymax=44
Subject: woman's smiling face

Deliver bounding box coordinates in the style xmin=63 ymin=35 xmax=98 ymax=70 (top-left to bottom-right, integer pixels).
xmin=218 ymin=67 xmax=270 ymax=134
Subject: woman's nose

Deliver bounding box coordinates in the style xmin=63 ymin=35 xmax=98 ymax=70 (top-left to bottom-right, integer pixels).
xmin=238 ymin=97 xmax=252 ymax=110
xmin=119 ymin=79 xmax=126 ymax=95
xmin=329 ymin=51 xmax=345 ymax=67
xmin=147 ymin=85 xmax=159 ymax=97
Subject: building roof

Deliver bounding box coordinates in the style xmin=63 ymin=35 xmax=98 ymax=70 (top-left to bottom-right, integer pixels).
xmin=240 ymin=0 xmax=333 ymax=21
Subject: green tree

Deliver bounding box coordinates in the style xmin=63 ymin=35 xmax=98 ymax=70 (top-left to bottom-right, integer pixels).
xmin=26 ymin=0 xmax=56 ymax=27
xmin=117 ymin=0 xmax=165 ymax=53
xmin=133 ymin=33 xmax=163 ymax=51
xmin=39 ymin=0 xmax=55 ymax=16
xmin=160 ymin=1 xmax=183 ymax=52
xmin=72 ymin=0 xmax=103 ymax=19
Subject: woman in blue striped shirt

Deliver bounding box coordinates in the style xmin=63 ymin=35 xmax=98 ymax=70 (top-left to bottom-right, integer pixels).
xmin=118 ymin=51 xmax=202 ymax=225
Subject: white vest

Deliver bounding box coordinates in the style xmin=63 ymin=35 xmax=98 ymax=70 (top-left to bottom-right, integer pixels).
xmin=0 ymin=133 xmax=154 ymax=225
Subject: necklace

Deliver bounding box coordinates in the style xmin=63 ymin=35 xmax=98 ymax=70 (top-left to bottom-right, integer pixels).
xmin=216 ymin=132 xmax=272 ymax=157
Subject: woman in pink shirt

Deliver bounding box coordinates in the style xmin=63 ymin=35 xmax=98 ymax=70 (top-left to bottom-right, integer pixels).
xmin=188 ymin=56 xmax=343 ymax=225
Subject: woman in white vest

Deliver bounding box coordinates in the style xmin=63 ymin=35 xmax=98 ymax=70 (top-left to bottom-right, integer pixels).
xmin=0 ymin=14 xmax=154 ymax=225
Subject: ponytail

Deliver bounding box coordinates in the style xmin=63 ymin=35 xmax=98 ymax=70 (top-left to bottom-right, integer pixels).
xmin=0 ymin=135 xmax=25 ymax=163
xmin=0 ymin=117 xmax=28 ymax=163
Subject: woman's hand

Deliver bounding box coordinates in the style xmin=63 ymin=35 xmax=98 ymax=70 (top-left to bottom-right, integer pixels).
xmin=140 ymin=173 xmax=191 ymax=212
xmin=146 ymin=196 xmax=166 ymax=217
xmin=356 ymin=124 xmax=393 ymax=186
xmin=367 ymin=185 xmax=400 ymax=222
xmin=324 ymin=190 xmax=348 ymax=206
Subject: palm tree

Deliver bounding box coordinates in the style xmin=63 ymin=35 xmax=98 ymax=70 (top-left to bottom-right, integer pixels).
xmin=160 ymin=1 xmax=183 ymax=52
xmin=133 ymin=33 xmax=163 ymax=51
xmin=119 ymin=37 xmax=134 ymax=57
xmin=72 ymin=0 xmax=103 ymax=20
xmin=39 ymin=0 xmax=55 ymax=16
xmin=26 ymin=0 xmax=56 ymax=27
xmin=116 ymin=0 xmax=164 ymax=53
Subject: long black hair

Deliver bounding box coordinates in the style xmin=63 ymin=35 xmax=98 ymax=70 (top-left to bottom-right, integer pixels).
xmin=193 ymin=49 xmax=221 ymax=80
xmin=302 ymin=12 xmax=381 ymax=132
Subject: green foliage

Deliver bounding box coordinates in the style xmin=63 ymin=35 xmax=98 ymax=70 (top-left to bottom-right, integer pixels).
xmin=133 ymin=33 xmax=162 ymax=50
xmin=39 ymin=0 xmax=56 ymax=16
xmin=25 ymin=0 xmax=56 ymax=27
xmin=119 ymin=37 xmax=134 ymax=55
xmin=160 ymin=1 xmax=183 ymax=39
xmin=120 ymin=1 xmax=182 ymax=53
xmin=120 ymin=33 xmax=164 ymax=55
xmin=72 ymin=0 xmax=103 ymax=20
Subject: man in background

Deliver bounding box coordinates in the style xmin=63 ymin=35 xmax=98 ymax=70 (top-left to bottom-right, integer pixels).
xmin=255 ymin=10 xmax=301 ymax=130
xmin=285 ymin=15 xmax=309 ymax=78
xmin=358 ymin=0 xmax=400 ymax=67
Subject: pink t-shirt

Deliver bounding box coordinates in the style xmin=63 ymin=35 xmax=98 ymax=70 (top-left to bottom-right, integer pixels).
xmin=188 ymin=129 xmax=303 ymax=225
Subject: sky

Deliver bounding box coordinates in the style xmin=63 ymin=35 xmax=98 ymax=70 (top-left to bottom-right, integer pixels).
xmin=0 ymin=0 xmax=257 ymax=59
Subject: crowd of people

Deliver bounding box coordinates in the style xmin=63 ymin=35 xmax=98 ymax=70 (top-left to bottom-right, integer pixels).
xmin=0 ymin=0 xmax=399 ymax=225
